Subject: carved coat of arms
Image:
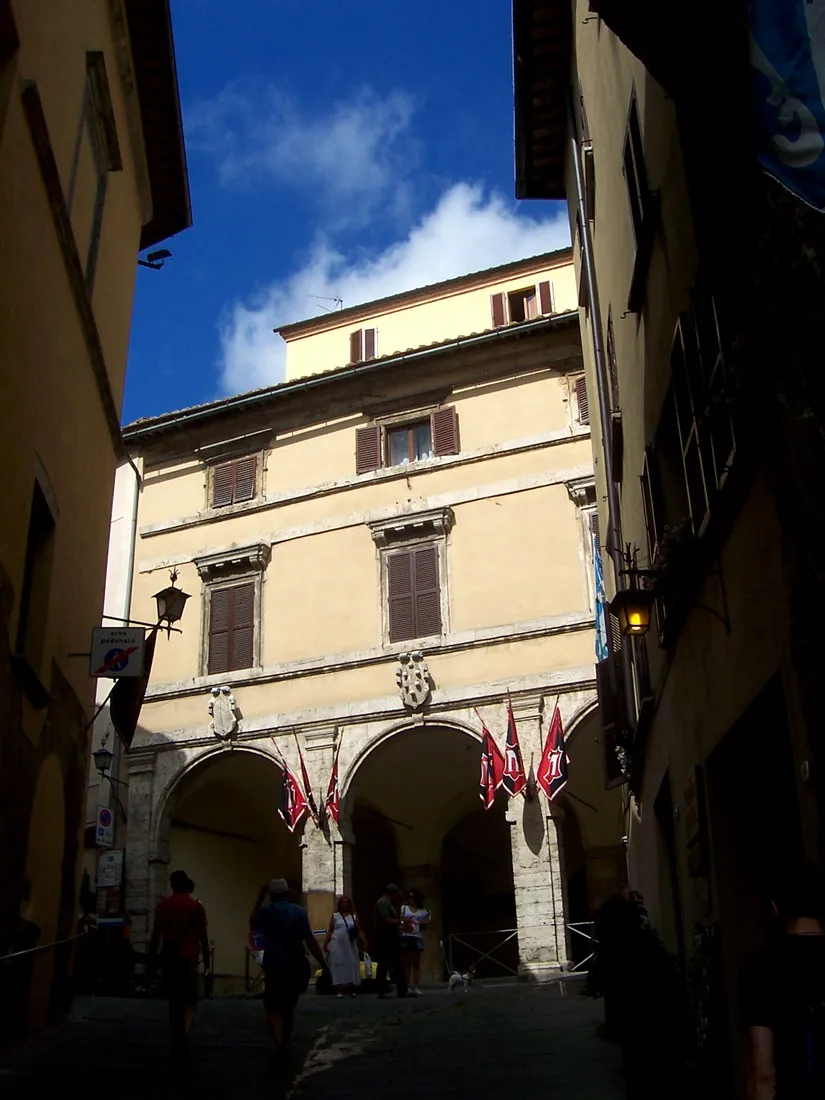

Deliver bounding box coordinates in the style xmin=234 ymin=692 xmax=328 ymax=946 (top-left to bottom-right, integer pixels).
xmin=209 ymin=685 xmax=239 ymax=740
xmin=396 ymin=651 xmax=432 ymax=711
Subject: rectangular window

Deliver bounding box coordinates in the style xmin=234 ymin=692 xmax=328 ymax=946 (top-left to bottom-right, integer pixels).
xmin=16 ymin=481 xmax=56 ymax=669
xmin=207 ymin=582 xmax=255 ymax=674
xmin=356 ymin=405 xmax=459 ymax=474
xmin=212 ymin=456 xmax=258 ymax=508
xmin=490 ymin=281 xmax=553 ymax=327
xmin=606 ymin=310 xmax=619 ymax=410
xmin=67 ymin=54 xmax=121 ymax=294
xmin=387 ymin=544 xmax=442 ymax=643
xmin=349 ymin=327 xmax=377 ymax=363
xmin=623 ymin=93 xmax=650 ymax=250
xmin=387 ymin=421 xmax=433 ymax=465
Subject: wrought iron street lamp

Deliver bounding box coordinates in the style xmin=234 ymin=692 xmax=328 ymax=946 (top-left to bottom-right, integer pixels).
xmin=610 ymin=587 xmax=656 ymax=637
xmin=92 ymin=745 xmax=115 ymax=775
xmin=153 ymin=568 xmax=190 ymax=636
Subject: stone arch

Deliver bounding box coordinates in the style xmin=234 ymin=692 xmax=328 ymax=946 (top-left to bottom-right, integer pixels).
xmin=143 ymin=742 xmax=302 ymax=991
xmin=340 ymin=715 xmax=481 ymax=803
xmin=150 ymin=742 xmax=284 ymax=860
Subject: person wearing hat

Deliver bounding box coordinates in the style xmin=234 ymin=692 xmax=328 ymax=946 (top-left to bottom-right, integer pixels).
xmin=148 ymin=870 xmax=211 ymax=1054
xmin=250 ymin=878 xmax=329 ymax=1051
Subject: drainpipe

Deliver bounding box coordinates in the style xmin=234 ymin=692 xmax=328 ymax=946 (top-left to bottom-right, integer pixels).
xmin=567 ymin=95 xmax=637 ymax=730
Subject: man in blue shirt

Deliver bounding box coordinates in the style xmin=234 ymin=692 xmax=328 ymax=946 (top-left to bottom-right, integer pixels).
xmin=250 ymin=878 xmax=328 ymax=1050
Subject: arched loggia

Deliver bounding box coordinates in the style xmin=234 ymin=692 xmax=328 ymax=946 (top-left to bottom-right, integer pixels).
xmin=153 ymin=747 xmax=302 ymax=991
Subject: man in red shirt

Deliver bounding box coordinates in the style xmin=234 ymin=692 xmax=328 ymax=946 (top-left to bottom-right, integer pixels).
xmin=149 ymin=870 xmax=211 ymax=1053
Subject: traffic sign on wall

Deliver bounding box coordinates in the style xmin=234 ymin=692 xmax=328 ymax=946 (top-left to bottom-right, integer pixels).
xmin=89 ymin=627 xmax=145 ymax=679
xmin=95 ymin=806 xmax=114 ymax=849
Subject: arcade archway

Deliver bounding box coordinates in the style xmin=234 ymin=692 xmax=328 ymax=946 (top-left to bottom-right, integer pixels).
xmin=163 ymin=750 xmax=301 ymax=988
xmin=345 ymin=723 xmax=514 ymax=983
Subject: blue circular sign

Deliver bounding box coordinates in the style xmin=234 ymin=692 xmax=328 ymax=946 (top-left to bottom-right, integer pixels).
xmin=99 ymin=808 xmax=113 ymax=828
xmin=104 ymin=648 xmax=129 ymax=673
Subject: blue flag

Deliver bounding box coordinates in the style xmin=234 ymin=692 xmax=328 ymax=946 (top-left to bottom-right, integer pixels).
xmin=594 ymin=533 xmax=609 ymax=663
xmin=750 ymin=0 xmax=825 ymax=210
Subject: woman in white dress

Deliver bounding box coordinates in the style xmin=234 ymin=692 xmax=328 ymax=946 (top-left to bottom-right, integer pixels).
xmin=323 ymin=895 xmax=366 ymax=998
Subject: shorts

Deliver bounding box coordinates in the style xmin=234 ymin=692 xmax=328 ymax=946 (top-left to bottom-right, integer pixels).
xmin=263 ymin=957 xmax=311 ymax=1013
xmin=161 ymin=958 xmax=199 ymax=1008
xmin=400 ymin=935 xmax=424 ymax=953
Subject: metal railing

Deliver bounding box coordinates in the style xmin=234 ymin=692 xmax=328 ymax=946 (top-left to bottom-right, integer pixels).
xmin=0 ymin=931 xmax=87 ymax=964
xmin=567 ymin=921 xmax=597 ymax=972
xmin=444 ymin=928 xmax=520 ymax=978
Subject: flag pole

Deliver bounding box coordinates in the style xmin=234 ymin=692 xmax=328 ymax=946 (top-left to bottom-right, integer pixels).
xmin=293 ymin=729 xmax=319 ymax=825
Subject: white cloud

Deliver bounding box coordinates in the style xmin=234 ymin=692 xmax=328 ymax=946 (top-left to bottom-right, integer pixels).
xmin=187 ymin=84 xmax=417 ymax=226
xmin=218 ymin=183 xmax=570 ymax=394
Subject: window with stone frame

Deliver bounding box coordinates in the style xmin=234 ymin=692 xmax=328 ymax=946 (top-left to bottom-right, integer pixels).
xmin=370 ymin=508 xmax=453 ymax=645
xmin=210 ymin=454 xmax=258 ymax=508
xmin=355 ymin=406 xmax=460 ymax=474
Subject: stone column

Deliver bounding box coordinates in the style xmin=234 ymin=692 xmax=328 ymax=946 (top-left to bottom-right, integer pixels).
xmin=505 ymin=694 xmax=570 ymax=978
xmin=301 ymin=725 xmax=337 ymax=932
xmin=124 ymin=755 xmax=160 ymax=948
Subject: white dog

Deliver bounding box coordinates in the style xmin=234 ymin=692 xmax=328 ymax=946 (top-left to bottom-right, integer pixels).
xmin=447 ymin=966 xmax=475 ymax=993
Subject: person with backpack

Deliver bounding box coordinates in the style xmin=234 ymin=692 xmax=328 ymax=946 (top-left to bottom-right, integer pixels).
xmin=741 ymin=863 xmax=825 ymax=1099
xmin=148 ymin=870 xmax=211 ymax=1055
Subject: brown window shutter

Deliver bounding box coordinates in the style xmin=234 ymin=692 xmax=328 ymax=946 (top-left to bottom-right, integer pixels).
xmin=364 ymin=327 xmax=377 ymax=359
xmin=229 ymin=582 xmax=255 ymax=671
xmin=575 ymin=377 xmax=590 ymax=425
xmin=490 ymin=293 xmax=506 ymax=328
xmin=208 ymin=587 xmax=232 ymax=674
xmin=413 ymin=545 xmax=441 ymax=637
xmin=213 ymin=462 xmax=235 ymax=507
xmin=588 ymin=510 xmax=601 ymax=552
xmin=355 ymin=424 xmax=382 ymax=474
xmin=387 ymin=551 xmax=415 ymax=642
xmin=233 ymin=456 xmax=257 ymax=503
xmin=538 ymin=281 xmax=553 ymax=315
xmin=349 ymin=329 xmax=362 ymax=363
xmin=431 ymin=406 xmax=459 ymax=456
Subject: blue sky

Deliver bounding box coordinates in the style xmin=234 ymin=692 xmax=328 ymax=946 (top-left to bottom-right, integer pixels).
xmin=123 ymin=0 xmax=569 ymax=425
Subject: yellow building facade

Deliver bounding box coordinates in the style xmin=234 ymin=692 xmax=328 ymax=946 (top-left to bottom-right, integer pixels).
xmin=514 ymin=1 xmax=820 ymax=1093
xmin=0 ymin=0 xmax=190 ymax=1030
xmin=104 ymin=250 xmax=625 ymax=989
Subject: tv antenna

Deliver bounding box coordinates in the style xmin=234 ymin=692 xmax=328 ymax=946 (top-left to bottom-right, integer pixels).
xmin=308 ymin=294 xmax=344 ymax=313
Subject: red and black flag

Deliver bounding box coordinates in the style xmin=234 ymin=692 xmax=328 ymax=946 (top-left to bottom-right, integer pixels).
xmin=110 ymin=626 xmax=158 ymax=750
xmin=477 ymin=714 xmax=505 ymax=811
xmin=293 ymin=731 xmax=319 ymax=824
xmin=537 ymin=704 xmax=568 ymax=802
xmin=325 ymin=744 xmax=341 ymax=825
xmin=278 ymin=763 xmax=309 ymax=833
xmin=502 ymin=696 xmax=526 ymax=797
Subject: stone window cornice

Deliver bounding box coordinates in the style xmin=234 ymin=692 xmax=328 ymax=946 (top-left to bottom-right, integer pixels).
xmin=368 ymin=506 xmax=455 ymax=548
xmin=194 ymin=541 xmax=271 ymax=581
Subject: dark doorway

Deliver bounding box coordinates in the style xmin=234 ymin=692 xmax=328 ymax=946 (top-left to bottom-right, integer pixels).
xmin=557 ymin=799 xmax=589 ymax=965
xmin=351 ymin=801 xmax=399 ymax=942
xmin=706 ymin=675 xmax=803 ymax=1100
xmin=441 ymin=803 xmax=517 ymax=979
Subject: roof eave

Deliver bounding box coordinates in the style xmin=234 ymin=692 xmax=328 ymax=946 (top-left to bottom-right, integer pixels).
xmin=125 ymin=0 xmax=192 ymax=250
xmin=123 ymin=311 xmax=581 ymax=444
xmin=512 ymin=0 xmax=572 ymax=201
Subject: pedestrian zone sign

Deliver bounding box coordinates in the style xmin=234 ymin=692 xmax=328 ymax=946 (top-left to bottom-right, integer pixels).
xmin=90 ymin=627 xmax=145 ymax=679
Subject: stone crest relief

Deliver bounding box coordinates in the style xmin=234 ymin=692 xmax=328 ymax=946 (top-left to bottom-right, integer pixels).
xmin=209 ymin=685 xmax=239 ymax=740
xmin=396 ymin=651 xmax=432 ymax=711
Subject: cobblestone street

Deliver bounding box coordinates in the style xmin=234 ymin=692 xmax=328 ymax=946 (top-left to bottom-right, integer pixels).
xmin=0 ymin=981 xmax=624 ymax=1099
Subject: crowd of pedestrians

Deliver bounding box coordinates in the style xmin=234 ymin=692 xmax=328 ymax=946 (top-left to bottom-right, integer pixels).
xmin=147 ymin=871 xmax=431 ymax=1058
